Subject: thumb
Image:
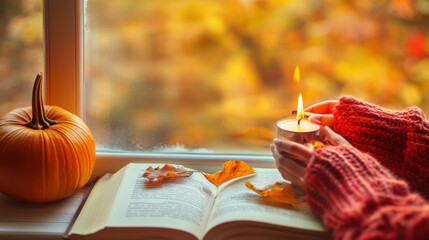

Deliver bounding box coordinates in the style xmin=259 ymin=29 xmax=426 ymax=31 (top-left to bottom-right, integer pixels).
xmin=308 ymin=114 xmax=334 ymax=127
xmin=319 ymin=126 xmax=351 ymax=146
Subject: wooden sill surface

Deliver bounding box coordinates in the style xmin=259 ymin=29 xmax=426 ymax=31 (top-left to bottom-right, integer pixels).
xmin=0 ymin=188 xmax=87 ymax=240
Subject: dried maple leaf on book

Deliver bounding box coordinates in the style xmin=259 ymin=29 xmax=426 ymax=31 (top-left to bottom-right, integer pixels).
xmin=245 ymin=181 xmax=296 ymax=205
xmin=142 ymin=160 xmax=255 ymax=186
xmin=204 ymin=160 xmax=255 ymax=186
xmin=142 ymin=164 xmax=194 ymax=182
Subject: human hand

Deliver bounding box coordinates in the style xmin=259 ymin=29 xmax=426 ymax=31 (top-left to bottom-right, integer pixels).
xmin=270 ymin=138 xmax=312 ymax=189
xmin=318 ymin=125 xmax=351 ymax=146
xmin=305 ymin=100 xmax=338 ymax=127
xmin=271 ymin=126 xmax=351 ymax=189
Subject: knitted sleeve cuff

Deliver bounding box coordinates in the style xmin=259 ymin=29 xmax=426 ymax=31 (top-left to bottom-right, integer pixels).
xmin=332 ymin=96 xmax=429 ymax=198
xmin=333 ymin=96 xmax=427 ymax=157
xmin=305 ymin=145 xmax=429 ymax=239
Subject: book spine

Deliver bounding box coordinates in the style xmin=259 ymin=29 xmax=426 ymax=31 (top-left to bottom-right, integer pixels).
xmin=63 ymin=178 xmax=99 ymax=239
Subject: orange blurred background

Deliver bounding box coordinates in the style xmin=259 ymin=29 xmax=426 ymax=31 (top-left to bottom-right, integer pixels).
xmin=1 ymin=0 xmax=428 ymax=153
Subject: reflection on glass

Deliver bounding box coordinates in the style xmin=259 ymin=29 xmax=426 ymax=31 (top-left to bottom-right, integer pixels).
xmin=84 ymin=0 xmax=429 ymax=153
xmin=0 ymin=0 xmax=43 ymax=116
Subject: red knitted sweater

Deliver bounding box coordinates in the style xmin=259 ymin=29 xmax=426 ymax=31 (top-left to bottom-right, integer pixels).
xmin=305 ymin=97 xmax=429 ymax=240
xmin=333 ymin=96 xmax=429 ymax=198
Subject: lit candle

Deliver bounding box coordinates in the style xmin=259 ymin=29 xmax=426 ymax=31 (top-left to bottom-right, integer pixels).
xmin=278 ymin=118 xmax=320 ymax=133
xmin=276 ymin=67 xmax=320 ymax=143
xmin=277 ymin=118 xmax=320 ymax=143
xmin=277 ymin=94 xmax=320 ymax=143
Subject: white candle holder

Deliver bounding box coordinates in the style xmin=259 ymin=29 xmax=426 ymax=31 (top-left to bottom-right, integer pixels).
xmin=276 ymin=118 xmax=320 ymax=144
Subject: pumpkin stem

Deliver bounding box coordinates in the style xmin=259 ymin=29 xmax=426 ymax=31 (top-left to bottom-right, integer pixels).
xmin=25 ymin=73 xmax=57 ymax=130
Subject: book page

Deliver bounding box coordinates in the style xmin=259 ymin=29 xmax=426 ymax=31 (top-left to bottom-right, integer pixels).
xmin=107 ymin=163 xmax=217 ymax=239
xmin=68 ymin=166 xmax=127 ymax=236
xmin=205 ymin=168 xmax=325 ymax=233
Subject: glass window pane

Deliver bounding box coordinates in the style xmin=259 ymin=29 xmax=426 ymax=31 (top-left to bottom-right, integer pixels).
xmin=0 ymin=0 xmax=43 ymax=116
xmin=84 ymin=0 xmax=429 ymax=153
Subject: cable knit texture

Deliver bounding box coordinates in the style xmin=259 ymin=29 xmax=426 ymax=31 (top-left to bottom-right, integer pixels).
xmin=305 ymin=145 xmax=429 ymax=240
xmin=333 ymin=96 xmax=429 ymax=199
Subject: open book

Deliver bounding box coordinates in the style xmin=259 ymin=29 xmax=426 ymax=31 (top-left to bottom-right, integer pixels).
xmin=64 ymin=163 xmax=329 ymax=240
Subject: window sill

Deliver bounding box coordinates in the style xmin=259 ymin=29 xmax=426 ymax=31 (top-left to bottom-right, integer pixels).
xmin=0 ymin=188 xmax=86 ymax=240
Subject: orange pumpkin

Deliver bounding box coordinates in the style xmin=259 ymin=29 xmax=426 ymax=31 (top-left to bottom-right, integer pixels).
xmin=0 ymin=73 xmax=96 ymax=203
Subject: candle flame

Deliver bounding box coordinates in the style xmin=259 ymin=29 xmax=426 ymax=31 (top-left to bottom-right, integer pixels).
xmin=293 ymin=65 xmax=300 ymax=83
xmin=297 ymin=93 xmax=304 ymax=125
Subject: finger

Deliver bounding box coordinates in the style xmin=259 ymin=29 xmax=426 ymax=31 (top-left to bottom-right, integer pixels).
xmin=277 ymin=167 xmax=305 ymax=189
xmin=275 ymin=152 xmax=307 ymax=178
xmin=309 ymin=114 xmax=334 ymax=127
xmin=305 ymin=100 xmax=338 ymax=114
xmin=272 ymin=144 xmax=292 ymax=170
xmin=274 ymin=138 xmax=313 ymax=162
xmin=272 ymin=145 xmax=307 ymax=178
xmin=271 ymin=144 xmax=283 ymax=169
xmin=320 ymin=126 xmax=340 ymax=145
xmin=319 ymin=126 xmax=351 ymax=146
xmin=279 ymin=151 xmax=307 ymax=167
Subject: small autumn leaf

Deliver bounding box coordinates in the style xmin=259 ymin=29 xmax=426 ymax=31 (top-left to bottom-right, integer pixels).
xmin=204 ymin=160 xmax=255 ymax=186
xmin=312 ymin=141 xmax=325 ymax=150
xmin=304 ymin=141 xmax=325 ymax=151
xmin=142 ymin=164 xmax=194 ymax=182
xmin=245 ymin=181 xmax=296 ymax=205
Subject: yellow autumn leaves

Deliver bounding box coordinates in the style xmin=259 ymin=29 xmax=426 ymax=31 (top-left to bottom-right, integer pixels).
xmin=82 ymin=0 xmax=428 ymax=153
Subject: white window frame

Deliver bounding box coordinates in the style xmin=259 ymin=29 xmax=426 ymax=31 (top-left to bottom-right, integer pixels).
xmin=43 ymin=0 xmax=275 ymax=177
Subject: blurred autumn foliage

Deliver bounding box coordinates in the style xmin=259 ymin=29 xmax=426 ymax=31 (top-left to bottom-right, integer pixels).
xmin=0 ymin=0 xmax=43 ymax=115
xmin=1 ymin=0 xmax=429 ymax=153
